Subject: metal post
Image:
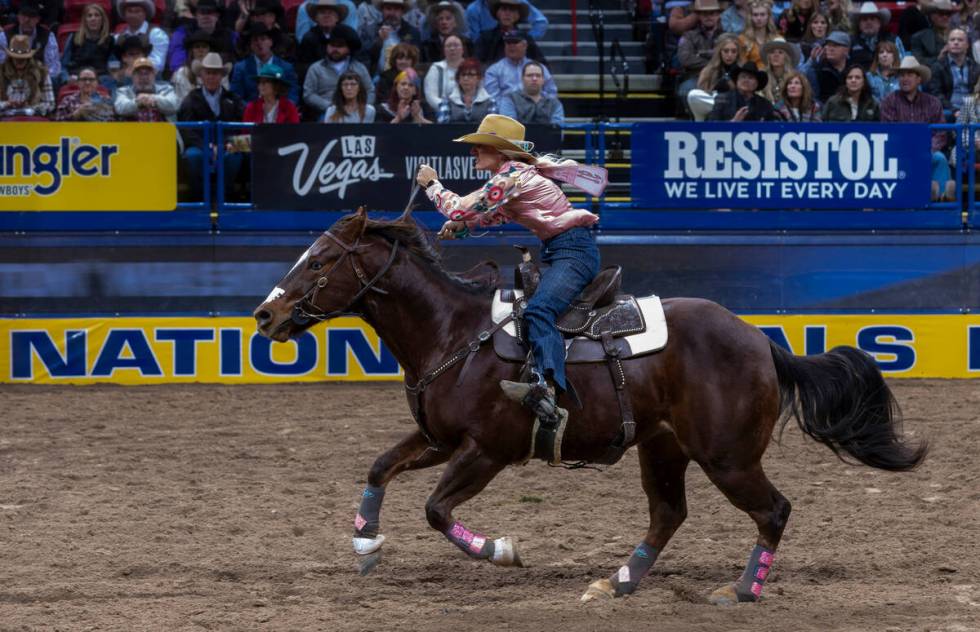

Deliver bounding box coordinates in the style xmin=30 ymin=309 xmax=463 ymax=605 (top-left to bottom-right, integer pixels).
xmin=202 ymin=122 xmax=212 ymax=210
xmin=216 ymin=122 xmax=225 ymax=211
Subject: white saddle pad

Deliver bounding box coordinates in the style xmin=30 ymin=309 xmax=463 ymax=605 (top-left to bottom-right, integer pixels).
xmin=491 ymin=290 xmax=668 ymax=356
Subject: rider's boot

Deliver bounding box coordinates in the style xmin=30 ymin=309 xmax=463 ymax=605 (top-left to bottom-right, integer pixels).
xmin=500 ymin=371 xmax=568 ymax=428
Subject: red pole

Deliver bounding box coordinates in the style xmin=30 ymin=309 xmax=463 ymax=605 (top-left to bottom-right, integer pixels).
xmin=571 ymin=0 xmax=578 ymax=56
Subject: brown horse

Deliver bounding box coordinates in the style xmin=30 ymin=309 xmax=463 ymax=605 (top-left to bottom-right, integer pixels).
xmin=253 ymin=208 xmax=927 ymax=604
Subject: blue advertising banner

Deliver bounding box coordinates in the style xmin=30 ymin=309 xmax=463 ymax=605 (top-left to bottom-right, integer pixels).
xmin=631 ymin=122 xmax=934 ymax=209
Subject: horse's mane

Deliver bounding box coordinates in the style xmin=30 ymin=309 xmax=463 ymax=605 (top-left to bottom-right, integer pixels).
xmin=333 ymin=214 xmax=500 ymax=295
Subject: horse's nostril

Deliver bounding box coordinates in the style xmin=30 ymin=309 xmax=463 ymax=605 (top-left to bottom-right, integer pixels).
xmin=255 ymin=309 xmax=272 ymax=326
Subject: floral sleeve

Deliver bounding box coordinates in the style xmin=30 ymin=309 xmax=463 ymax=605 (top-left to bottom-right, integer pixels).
xmin=426 ymin=163 xmax=524 ymax=234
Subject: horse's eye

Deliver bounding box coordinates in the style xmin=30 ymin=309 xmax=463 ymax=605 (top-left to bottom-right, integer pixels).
xmin=310 ymin=260 xmax=323 ymax=271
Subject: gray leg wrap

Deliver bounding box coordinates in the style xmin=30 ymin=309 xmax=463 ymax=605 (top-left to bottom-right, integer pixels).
xmin=353 ymin=485 xmax=385 ymax=538
xmin=734 ymin=545 xmax=775 ymax=602
xmin=609 ymin=542 xmax=659 ymax=596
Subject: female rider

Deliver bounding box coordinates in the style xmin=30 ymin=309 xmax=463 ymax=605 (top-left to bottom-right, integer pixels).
xmin=415 ymin=114 xmax=607 ymax=426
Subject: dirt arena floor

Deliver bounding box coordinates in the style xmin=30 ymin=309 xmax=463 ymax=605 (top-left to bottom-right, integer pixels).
xmin=1 ymin=380 xmax=978 ymax=632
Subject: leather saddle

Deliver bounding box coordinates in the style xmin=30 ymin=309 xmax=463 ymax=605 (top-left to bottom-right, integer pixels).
xmin=493 ymin=265 xmax=659 ymax=364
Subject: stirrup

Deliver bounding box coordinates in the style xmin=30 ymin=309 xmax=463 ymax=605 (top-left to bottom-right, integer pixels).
xmin=499 ymin=379 xmax=565 ymax=427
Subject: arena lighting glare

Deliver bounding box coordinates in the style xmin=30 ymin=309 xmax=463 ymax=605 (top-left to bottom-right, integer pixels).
xmin=663 ymin=131 xmax=899 ymax=181
xmin=0 ymin=137 xmax=119 ymax=195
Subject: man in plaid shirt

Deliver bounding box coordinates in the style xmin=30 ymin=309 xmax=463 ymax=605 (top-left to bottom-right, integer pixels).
xmin=880 ymin=56 xmax=955 ymax=201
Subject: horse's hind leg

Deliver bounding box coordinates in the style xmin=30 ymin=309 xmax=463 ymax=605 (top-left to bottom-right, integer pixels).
xmin=702 ymin=462 xmax=792 ymax=605
xmin=353 ymin=430 xmax=450 ymax=574
xmin=582 ymin=435 xmax=690 ymax=601
xmin=423 ymin=436 xmax=522 ymax=567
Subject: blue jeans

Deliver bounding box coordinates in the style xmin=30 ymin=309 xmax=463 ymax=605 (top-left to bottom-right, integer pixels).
xmin=931 ymin=151 xmax=952 ymax=191
xmin=524 ymin=227 xmax=601 ymax=392
xmin=184 ymin=146 xmax=244 ymax=200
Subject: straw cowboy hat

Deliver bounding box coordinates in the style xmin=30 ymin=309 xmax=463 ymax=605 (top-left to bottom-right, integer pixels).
xmin=896 ymin=55 xmax=931 ymax=82
xmin=306 ymin=0 xmax=349 ymax=22
xmin=116 ymin=0 xmax=155 ymax=19
xmin=489 ymin=0 xmax=529 ymax=21
xmin=454 ymin=114 xmax=535 ymax=160
xmin=850 ymin=1 xmax=891 ymax=24
xmin=191 ymin=51 xmax=232 ymax=75
xmin=3 ymin=34 xmax=36 ymax=60
xmin=691 ymin=0 xmax=722 ymax=12
xmin=761 ymin=37 xmax=800 ymax=67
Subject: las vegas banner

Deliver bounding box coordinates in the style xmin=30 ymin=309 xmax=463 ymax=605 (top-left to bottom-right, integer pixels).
xmin=3 ymin=314 xmax=980 ymax=384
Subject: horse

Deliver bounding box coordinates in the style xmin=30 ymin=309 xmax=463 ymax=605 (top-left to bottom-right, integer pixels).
xmin=252 ymin=207 xmax=927 ymax=604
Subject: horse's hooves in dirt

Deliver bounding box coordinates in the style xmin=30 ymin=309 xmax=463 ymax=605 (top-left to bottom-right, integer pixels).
xmin=490 ymin=536 xmax=525 ymax=568
xmin=357 ymin=549 xmax=383 ymax=576
xmin=708 ymin=583 xmax=740 ymax=605
xmin=580 ymin=578 xmax=615 ymax=602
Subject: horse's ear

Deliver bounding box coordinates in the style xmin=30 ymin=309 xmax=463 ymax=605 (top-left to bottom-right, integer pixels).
xmin=350 ymin=205 xmax=368 ymax=237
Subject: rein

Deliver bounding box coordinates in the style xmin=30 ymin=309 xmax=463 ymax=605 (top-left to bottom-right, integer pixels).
xmin=291 ymin=230 xmax=401 ymax=326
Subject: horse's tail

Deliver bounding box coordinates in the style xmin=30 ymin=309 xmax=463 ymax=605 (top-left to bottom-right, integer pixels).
xmin=769 ymin=341 xmax=927 ymax=472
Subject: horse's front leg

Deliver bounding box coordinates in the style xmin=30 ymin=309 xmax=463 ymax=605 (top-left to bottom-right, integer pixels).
xmin=353 ymin=430 xmax=450 ymax=574
xmin=424 ymin=436 xmax=523 ymax=567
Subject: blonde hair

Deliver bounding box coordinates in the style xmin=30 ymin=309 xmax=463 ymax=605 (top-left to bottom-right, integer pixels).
xmin=742 ymin=0 xmax=779 ymax=42
xmin=74 ymin=3 xmax=111 ymax=47
xmin=697 ymin=34 xmax=744 ymax=91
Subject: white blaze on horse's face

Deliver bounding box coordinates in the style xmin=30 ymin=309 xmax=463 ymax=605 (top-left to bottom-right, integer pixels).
xmin=288 ymin=245 xmax=313 ymax=276
xmin=264 ymin=286 xmax=285 ymax=304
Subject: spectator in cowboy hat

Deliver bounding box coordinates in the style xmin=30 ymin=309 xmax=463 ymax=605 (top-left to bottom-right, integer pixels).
xmin=243 ymin=61 xmax=300 ymax=122
xmin=761 ymin=36 xmax=800 ymax=103
xmin=231 ymin=22 xmax=298 ymax=103
xmin=296 ymin=0 xmax=354 ymax=79
xmin=295 ymin=0 xmax=358 ymax=42
xmin=849 ymin=1 xmax=905 ymax=70
xmin=166 ymin=0 xmax=238 ymax=74
xmin=113 ymin=55 xmax=179 ymax=121
xmin=927 ymin=27 xmax=979 ymax=113
xmin=366 ymin=0 xmax=422 ymax=75
xmin=801 ymin=29 xmax=851 ymax=101
xmin=104 ymin=34 xmax=150 ymax=94
xmin=483 ymin=29 xmax=556 ymax=101
xmin=231 ymin=0 xmax=296 ymax=61
xmin=171 ymin=31 xmax=225 ymax=102
xmin=114 ymin=0 xmax=170 ymax=72
xmin=179 ymin=51 xmax=246 ymax=202
xmin=677 ymin=0 xmax=724 ymax=110
xmin=0 ymin=33 xmax=55 ymax=118
xmin=880 ymin=56 xmax=955 ymax=201
xmin=911 ymin=0 xmax=954 ymax=68
xmin=303 ymin=23 xmax=373 ymax=118
xmin=464 ymin=0 xmax=547 ymax=42
xmin=0 ymin=1 xmax=60 ymax=77
xmin=475 ymin=0 xmax=545 ymax=64
xmin=706 ymin=61 xmax=781 ymax=120
xmin=421 ymin=0 xmax=469 ymax=63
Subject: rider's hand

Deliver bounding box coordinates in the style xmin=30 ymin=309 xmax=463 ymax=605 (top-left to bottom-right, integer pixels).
xmin=416 ymin=164 xmax=438 ymax=187
xmin=437 ymin=220 xmax=465 ymax=239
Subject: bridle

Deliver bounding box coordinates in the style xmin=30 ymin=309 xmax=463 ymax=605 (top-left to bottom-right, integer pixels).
xmin=290 ymin=230 xmax=400 ymax=326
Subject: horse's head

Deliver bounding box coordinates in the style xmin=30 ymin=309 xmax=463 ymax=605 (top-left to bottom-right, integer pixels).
xmin=254 ymin=207 xmax=385 ymax=342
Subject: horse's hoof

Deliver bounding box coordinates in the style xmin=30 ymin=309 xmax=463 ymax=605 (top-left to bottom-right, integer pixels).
xmin=357 ymin=549 xmax=383 ymax=576
xmin=491 ymin=536 xmax=525 ymax=568
xmin=580 ymin=578 xmax=615 ymax=602
xmin=708 ymin=583 xmax=739 ymax=606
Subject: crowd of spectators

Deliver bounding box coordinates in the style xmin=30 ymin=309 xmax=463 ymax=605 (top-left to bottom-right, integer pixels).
xmin=664 ymin=0 xmax=977 ymax=199
xmin=0 ymin=0 xmax=565 ymax=126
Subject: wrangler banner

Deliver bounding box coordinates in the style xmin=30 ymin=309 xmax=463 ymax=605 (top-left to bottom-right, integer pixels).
xmin=3 ymin=315 xmax=980 ymax=384
xmin=0 ymin=123 xmax=177 ymax=211
xmin=250 ymin=124 xmax=563 ymax=211
xmin=631 ymin=122 xmax=934 ymax=209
